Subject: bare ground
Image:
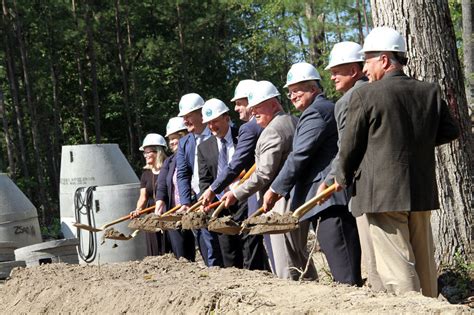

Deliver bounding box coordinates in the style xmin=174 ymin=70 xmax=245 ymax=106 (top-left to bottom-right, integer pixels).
xmin=0 ymin=253 xmax=471 ymax=314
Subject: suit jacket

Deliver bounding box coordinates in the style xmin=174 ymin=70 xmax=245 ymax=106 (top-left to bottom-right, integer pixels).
xmin=325 ymin=77 xmax=368 ymax=185
xmin=336 ymin=70 xmax=459 ymax=216
xmin=198 ymin=127 xmax=245 ymax=221
xmin=156 ymin=153 xmax=177 ymax=209
xmin=176 ymin=128 xmax=211 ymax=205
xmin=233 ymin=112 xmax=298 ymax=202
xmin=210 ymin=118 xmax=263 ymax=194
xmin=271 ymin=94 xmax=349 ymax=221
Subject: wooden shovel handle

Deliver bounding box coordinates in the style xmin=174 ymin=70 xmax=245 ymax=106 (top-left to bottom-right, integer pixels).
xmin=292 ymin=183 xmax=337 ymax=219
xmin=248 ymin=207 xmax=264 ymax=219
xmin=101 ymin=205 xmax=155 ymax=230
xmin=160 ymin=204 xmax=182 ymax=217
xmin=211 ymin=202 xmax=227 ymax=220
xmin=187 ymin=200 xmax=203 ymax=212
xmin=238 ymin=164 xmax=256 ymax=185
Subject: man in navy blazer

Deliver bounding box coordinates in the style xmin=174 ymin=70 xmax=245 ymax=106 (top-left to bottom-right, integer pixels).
xmin=263 ymin=62 xmax=362 ymax=285
xmin=201 ymin=80 xmax=269 ymax=271
xmin=175 ymin=93 xmax=222 ymax=267
xmin=197 ymin=98 xmax=244 ymax=268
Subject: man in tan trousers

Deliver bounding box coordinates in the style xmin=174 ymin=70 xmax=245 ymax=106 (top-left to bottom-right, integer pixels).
xmin=334 ymin=27 xmax=459 ymax=297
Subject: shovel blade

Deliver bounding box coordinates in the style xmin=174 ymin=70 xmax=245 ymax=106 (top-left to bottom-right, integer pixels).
xmin=248 ymin=223 xmax=299 ymax=235
xmin=156 ymin=214 xmax=182 ymax=222
xmin=73 ymin=222 xmax=103 ymax=232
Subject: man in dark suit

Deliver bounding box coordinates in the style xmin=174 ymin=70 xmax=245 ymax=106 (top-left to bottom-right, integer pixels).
xmin=319 ymin=41 xmax=383 ymax=290
xmin=197 ymin=98 xmax=244 ymax=268
xmin=175 ymin=93 xmax=222 ymax=267
xmin=201 ymin=80 xmax=269 ymax=271
xmin=334 ymin=27 xmax=459 ymax=297
xmin=263 ymin=62 xmax=362 ymax=285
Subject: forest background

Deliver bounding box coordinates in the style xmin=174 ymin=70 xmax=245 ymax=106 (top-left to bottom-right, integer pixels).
xmin=0 ymin=0 xmax=472 ymax=266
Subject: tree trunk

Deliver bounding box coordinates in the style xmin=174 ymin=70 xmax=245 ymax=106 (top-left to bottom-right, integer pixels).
xmin=72 ymin=0 xmax=89 ymax=144
xmin=84 ymin=1 xmax=101 ymax=143
xmin=0 ymin=92 xmax=15 ymax=176
xmin=2 ymin=0 xmax=28 ymax=179
xmin=370 ymin=0 xmax=473 ymax=266
xmin=12 ymin=0 xmax=50 ymax=220
xmin=304 ymin=0 xmax=325 ymax=68
xmin=356 ymin=0 xmax=364 ymax=43
xmin=461 ymin=0 xmax=473 ymax=116
xmin=176 ymin=2 xmax=190 ymax=92
xmin=47 ymin=10 xmax=61 ymax=197
xmin=124 ymin=0 xmax=142 ymax=150
xmin=114 ymin=0 xmax=135 ymax=159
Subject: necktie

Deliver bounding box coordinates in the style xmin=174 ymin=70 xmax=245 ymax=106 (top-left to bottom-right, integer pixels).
xmin=191 ymin=135 xmax=202 ymax=195
xmin=217 ymin=138 xmax=228 ymax=199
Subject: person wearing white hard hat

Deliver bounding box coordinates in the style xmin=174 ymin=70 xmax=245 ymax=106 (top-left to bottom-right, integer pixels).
xmin=132 ymin=133 xmax=169 ymax=256
xmin=318 ymin=42 xmax=384 ymax=290
xmin=221 ymin=80 xmax=299 ymax=279
xmin=334 ymin=26 xmax=459 ymax=297
xmin=200 ymin=80 xmax=270 ymax=271
xmin=175 ymin=93 xmax=221 ymax=267
xmin=196 ymin=98 xmax=246 ymax=268
xmin=263 ymin=62 xmax=362 ymax=285
xmin=154 ymin=117 xmax=195 ymax=261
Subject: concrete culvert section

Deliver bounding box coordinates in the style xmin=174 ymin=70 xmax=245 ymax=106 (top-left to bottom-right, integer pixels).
xmin=59 ymin=144 xmax=139 ymax=239
xmin=14 ymin=239 xmax=79 ymax=267
xmin=0 ymin=174 xmax=42 ymax=248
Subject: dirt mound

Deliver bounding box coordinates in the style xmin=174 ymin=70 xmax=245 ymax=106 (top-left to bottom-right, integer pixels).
xmin=0 ymin=254 xmax=468 ymax=314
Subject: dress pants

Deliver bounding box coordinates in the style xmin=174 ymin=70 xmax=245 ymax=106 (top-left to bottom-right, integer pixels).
xmin=356 ymin=214 xmax=384 ymax=290
xmin=168 ymin=229 xmax=196 ymax=261
xmin=366 ymin=211 xmax=437 ymax=297
xmin=196 ymin=228 xmax=223 ymax=267
xmin=217 ymin=233 xmax=243 ymax=268
xmin=312 ymin=204 xmax=362 ymax=286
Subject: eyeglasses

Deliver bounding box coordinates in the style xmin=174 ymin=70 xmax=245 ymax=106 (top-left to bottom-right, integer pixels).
xmin=143 ymin=151 xmax=157 ymax=157
xmin=286 ymin=90 xmax=306 ymax=99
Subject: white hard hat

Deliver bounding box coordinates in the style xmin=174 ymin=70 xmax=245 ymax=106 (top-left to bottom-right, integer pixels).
xmin=202 ymin=98 xmax=230 ymax=123
xmin=165 ymin=117 xmax=187 ymax=137
xmin=325 ymin=41 xmax=365 ymax=70
xmin=284 ymin=62 xmax=321 ymax=88
xmin=247 ymin=81 xmax=280 ymax=109
xmin=178 ymin=93 xmax=205 ymax=117
xmin=361 ymin=26 xmax=406 ymax=53
xmin=231 ymin=79 xmax=257 ymax=102
xmin=139 ymin=133 xmax=167 ymax=151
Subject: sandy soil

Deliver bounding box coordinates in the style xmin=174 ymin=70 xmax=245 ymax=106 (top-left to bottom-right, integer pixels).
xmin=0 ymin=253 xmax=470 ymax=314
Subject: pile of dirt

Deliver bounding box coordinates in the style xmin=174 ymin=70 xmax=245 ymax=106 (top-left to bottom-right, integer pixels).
xmin=0 ymin=254 xmax=469 ymax=313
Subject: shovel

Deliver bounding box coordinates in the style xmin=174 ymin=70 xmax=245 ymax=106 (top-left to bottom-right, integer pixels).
xmin=247 ymin=184 xmax=337 ymax=235
xmin=73 ymin=205 xmax=156 ymax=232
xmin=102 ymin=228 xmax=140 ymax=241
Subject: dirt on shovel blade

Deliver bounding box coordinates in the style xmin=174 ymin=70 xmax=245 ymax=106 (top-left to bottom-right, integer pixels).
xmin=245 ymin=212 xmax=298 ymax=225
xmin=128 ymin=214 xmax=180 ymax=232
xmin=181 ymin=212 xmax=208 ymax=230
xmin=102 ymin=228 xmax=132 ymax=241
xmin=248 ymin=222 xmax=298 ymax=235
xmin=207 ymin=216 xmax=244 ymax=235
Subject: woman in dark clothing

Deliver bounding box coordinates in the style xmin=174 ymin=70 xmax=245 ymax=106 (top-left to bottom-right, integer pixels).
xmin=133 ymin=133 xmax=169 ymax=256
xmin=155 ymin=117 xmax=196 ymax=261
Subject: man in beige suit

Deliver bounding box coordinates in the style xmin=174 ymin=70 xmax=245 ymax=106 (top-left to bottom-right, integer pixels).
xmin=222 ymin=80 xmax=301 ymax=279
xmin=335 ymin=27 xmax=459 ymax=297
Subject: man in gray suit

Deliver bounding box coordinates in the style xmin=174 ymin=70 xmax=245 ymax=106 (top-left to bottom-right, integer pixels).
xmin=222 ymin=80 xmax=298 ymax=279
xmin=334 ymin=27 xmax=459 ymax=297
xmin=318 ymin=42 xmax=383 ymax=290
xmin=263 ymin=62 xmax=362 ymax=285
